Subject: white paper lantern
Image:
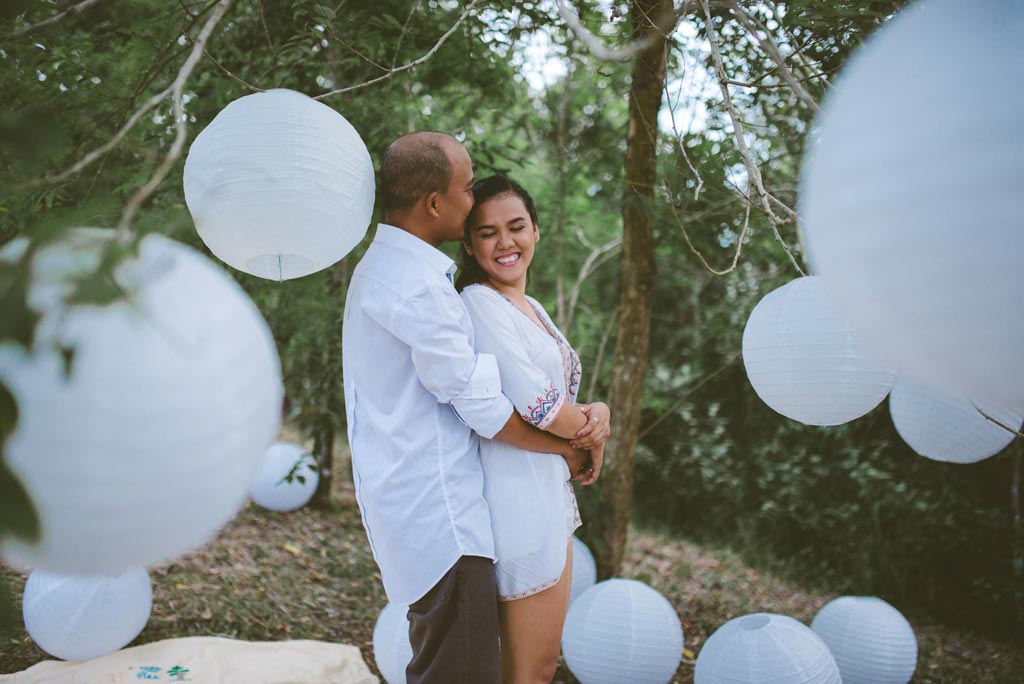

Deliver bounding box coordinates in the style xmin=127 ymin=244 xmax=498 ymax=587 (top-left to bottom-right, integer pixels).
xmin=562 ymin=578 xmax=683 ymax=684
xmin=570 ymin=536 xmax=597 ymax=604
xmin=742 ymin=276 xmax=897 ymax=426
xmin=695 ymin=613 xmax=841 ymax=684
xmin=184 ymin=88 xmax=375 ymax=281
xmin=23 ymin=566 xmax=152 ymax=661
xmin=801 ymin=0 xmax=1024 ymax=409
xmin=372 ymin=602 xmax=412 ymax=684
xmin=250 ymin=441 xmax=320 ymax=512
xmin=890 ymin=376 xmax=1022 ymax=464
xmin=0 ymin=231 xmax=282 ymax=573
xmin=812 ymin=596 xmax=917 ymax=684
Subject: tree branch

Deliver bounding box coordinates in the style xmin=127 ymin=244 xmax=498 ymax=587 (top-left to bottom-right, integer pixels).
xmin=117 ymin=0 xmax=235 ymax=234
xmin=637 ymin=352 xmax=741 ymax=440
xmin=312 ymin=0 xmax=481 ymax=100
xmin=565 ymin=234 xmax=623 ymax=332
xmin=4 ymin=0 xmax=103 ymax=40
xmin=666 ymin=182 xmax=751 ymax=275
xmin=553 ymin=0 xmax=714 ymax=61
xmin=728 ymin=1 xmax=820 ymax=112
xmin=973 ymin=404 xmax=1024 ymax=439
xmin=701 ymin=0 xmax=806 ymax=276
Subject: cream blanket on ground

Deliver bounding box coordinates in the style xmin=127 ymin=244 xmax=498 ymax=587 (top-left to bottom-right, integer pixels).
xmin=0 ymin=637 xmax=379 ymax=684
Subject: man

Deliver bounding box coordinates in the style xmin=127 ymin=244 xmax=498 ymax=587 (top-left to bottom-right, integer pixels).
xmin=342 ymin=131 xmax=590 ymax=684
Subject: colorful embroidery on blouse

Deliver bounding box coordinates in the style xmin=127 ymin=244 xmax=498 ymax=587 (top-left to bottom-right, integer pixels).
xmin=523 ymin=385 xmax=564 ymax=430
xmin=560 ymin=343 xmax=582 ymax=402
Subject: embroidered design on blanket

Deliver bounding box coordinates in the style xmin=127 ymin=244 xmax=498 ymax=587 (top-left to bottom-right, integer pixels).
xmin=523 ymin=385 xmax=564 ymax=430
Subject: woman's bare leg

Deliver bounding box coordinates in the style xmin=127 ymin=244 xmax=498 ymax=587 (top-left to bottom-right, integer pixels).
xmin=498 ymin=541 xmax=574 ymax=684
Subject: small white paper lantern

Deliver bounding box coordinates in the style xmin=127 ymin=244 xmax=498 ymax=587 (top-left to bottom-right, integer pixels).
xmin=890 ymin=376 xmax=1023 ymax=464
xmin=0 ymin=231 xmax=282 ymax=573
xmin=801 ymin=0 xmax=1024 ymax=409
xmin=570 ymin=536 xmax=597 ymax=604
xmin=372 ymin=602 xmax=412 ymax=684
xmin=562 ymin=578 xmax=683 ymax=684
xmin=250 ymin=441 xmax=320 ymax=512
xmin=184 ymin=88 xmax=375 ymax=281
xmin=811 ymin=596 xmax=917 ymax=684
xmin=742 ymin=276 xmax=896 ymax=426
xmin=23 ymin=566 xmax=152 ymax=661
xmin=695 ymin=613 xmax=841 ymax=684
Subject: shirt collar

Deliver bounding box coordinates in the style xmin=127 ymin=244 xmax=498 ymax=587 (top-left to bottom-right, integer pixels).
xmin=374 ymin=223 xmax=457 ymax=281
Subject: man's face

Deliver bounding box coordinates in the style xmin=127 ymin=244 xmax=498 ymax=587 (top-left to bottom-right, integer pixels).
xmin=439 ymin=142 xmax=475 ymax=241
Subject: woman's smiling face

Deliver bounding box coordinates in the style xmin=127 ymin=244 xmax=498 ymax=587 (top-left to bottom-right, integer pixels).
xmin=465 ymin=192 xmax=539 ymax=290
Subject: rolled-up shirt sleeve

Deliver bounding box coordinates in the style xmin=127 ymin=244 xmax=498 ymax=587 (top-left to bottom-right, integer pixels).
xmin=388 ymin=284 xmax=513 ymax=439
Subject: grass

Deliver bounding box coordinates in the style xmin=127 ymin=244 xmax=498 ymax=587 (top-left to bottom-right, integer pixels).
xmin=2 ymin=441 xmax=1022 ymax=682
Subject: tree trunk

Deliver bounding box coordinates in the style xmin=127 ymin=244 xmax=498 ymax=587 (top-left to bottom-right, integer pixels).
xmin=594 ymin=0 xmax=670 ymax=579
xmin=311 ymin=257 xmax=350 ymax=509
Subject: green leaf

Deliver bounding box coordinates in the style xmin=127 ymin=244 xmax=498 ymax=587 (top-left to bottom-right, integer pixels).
xmin=0 ymin=261 xmax=40 ymax=350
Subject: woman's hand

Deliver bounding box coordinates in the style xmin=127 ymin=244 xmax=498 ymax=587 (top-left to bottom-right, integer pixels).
xmin=572 ymin=402 xmax=610 ymax=451
xmin=576 ymin=443 xmax=604 ymax=486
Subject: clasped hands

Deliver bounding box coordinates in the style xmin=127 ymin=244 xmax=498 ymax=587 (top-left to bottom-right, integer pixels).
xmin=563 ymin=402 xmax=610 ymax=486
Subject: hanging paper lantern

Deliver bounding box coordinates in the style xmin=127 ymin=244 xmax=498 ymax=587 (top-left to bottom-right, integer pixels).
xmin=742 ymin=276 xmax=896 ymax=426
xmin=562 ymin=579 xmax=683 ymax=684
xmin=250 ymin=442 xmax=320 ymax=512
xmin=811 ymin=596 xmax=917 ymax=684
xmin=889 ymin=377 xmax=1023 ymax=464
xmin=570 ymin=536 xmax=597 ymax=604
xmin=801 ymin=0 xmax=1024 ymax=409
xmin=183 ymin=88 xmax=375 ymax=281
xmin=372 ymin=602 xmax=412 ymax=684
xmin=695 ymin=613 xmax=841 ymax=684
xmin=0 ymin=230 xmax=282 ymax=573
xmin=23 ymin=566 xmax=152 ymax=661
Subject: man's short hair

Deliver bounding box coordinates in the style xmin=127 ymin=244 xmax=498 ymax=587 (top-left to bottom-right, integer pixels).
xmin=380 ymin=132 xmax=455 ymax=214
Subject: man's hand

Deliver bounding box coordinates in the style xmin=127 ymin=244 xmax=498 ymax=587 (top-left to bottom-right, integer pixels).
xmin=562 ymin=444 xmax=592 ymax=482
xmin=572 ymin=402 xmax=610 ymax=451
xmin=576 ymin=443 xmax=604 ymax=486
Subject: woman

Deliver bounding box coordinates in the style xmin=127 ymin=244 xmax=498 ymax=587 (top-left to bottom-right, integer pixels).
xmin=457 ymin=175 xmax=611 ymax=684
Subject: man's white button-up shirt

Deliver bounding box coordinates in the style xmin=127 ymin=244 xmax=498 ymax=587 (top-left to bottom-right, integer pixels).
xmin=342 ymin=223 xmax=515 ymax=605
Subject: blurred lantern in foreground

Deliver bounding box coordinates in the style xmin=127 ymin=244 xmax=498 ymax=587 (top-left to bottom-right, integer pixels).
xmin=801 ymin=0 xmax=1024 ymax=410
xmin=570 ymin=536 xmax=597 ymax=604
xmin=23 ymin=566 xmax=152 ymax=661
xmin=811 ymin=596 xmax=917 ymax=684
xmin=372 ymin=602 xmax=412 ymax=684
xmin=184 ymin=88 xmax=375 ymax=281
xmin=251 ymin=441 xmax=320 ymax=512
xmin=695 ymin=613 xmax=840 ymax=684
xmin=562 ymin=579 xmax=683 ymax=684
xmin=742 ymin=276 xmax=896 ymax=426
xmin=889 ymin=376 xmax=1022 ymax=464
xmin=0 ymin=230 xmax=282 ymax=573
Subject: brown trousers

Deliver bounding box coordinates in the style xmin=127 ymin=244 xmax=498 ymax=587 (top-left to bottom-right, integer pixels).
xmin=405 ymin=555 xmax=501 ymax=684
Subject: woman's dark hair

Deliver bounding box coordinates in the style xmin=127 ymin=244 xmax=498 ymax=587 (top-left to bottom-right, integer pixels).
xmin=455 ymin=175 xmax=539 ymax=292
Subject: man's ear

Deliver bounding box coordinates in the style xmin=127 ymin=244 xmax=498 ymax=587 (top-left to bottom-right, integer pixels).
xmin=425 ymin=191 xmax=442 ymax=219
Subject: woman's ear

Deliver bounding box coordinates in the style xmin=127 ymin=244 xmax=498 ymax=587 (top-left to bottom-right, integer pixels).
xmin=533 ymin=223 xmax=540 ymax=243
xmin=462 ymin=239 xmax=473 ymax=255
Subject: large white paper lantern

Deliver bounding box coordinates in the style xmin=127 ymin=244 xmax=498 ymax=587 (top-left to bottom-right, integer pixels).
xmin=695 ymin=613 xmax=841 ymax=684
xmin=250 ymin=441 xmax=320 ymax=512
xmin=23 ymin=566 xmax=152 ymax=661
xmin=742 ymin=276 xmax=896 ymax=426
xmin=801 ymin=0 xmax=1024 ymax=409
xmin=0 ymin=230 xmax=282 ymax=573
xmin=184 ymin=88 xmax=375 ymax=281
xmin=570 ymin=536 xmax=597 ymax=604
xmin=890 ymin=376 xmax=1022 ymax=464
xmin=812 ymin=596 xmax=917 ymax=684
xmin=372 ymin=602 xmax=412 ymax=684
xmin=562 ymin=579 xmax=683 ymax=684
